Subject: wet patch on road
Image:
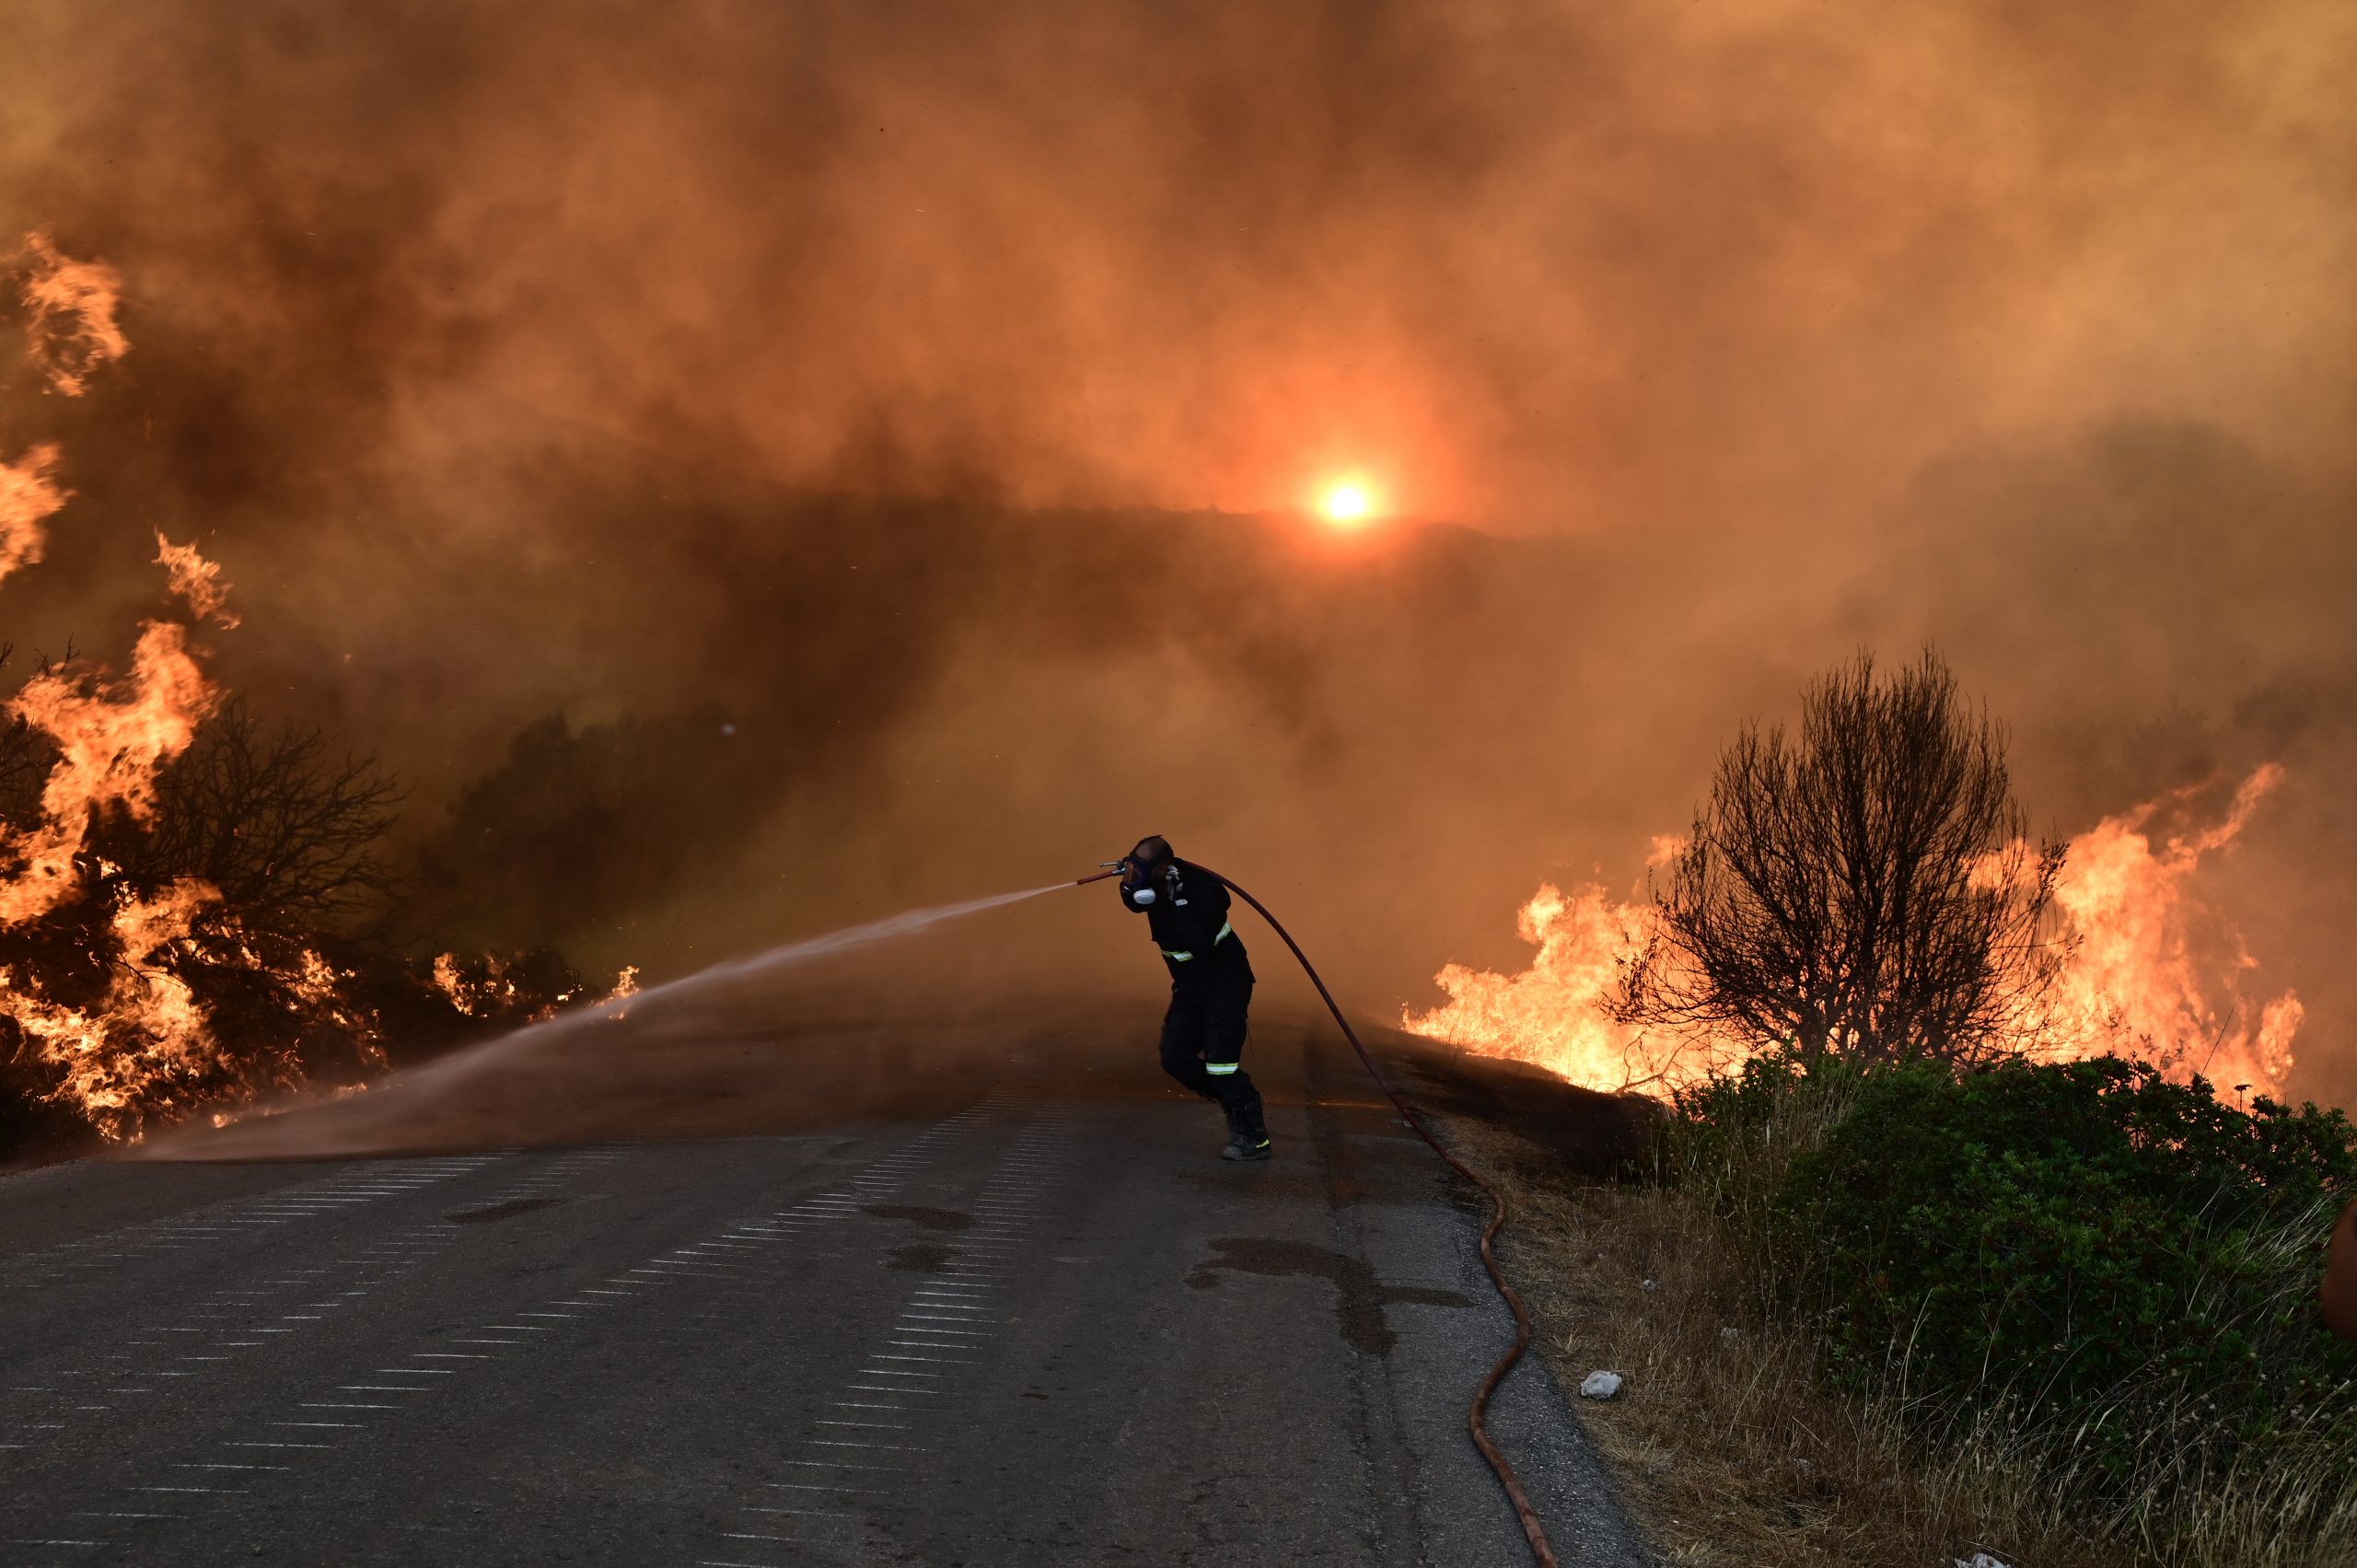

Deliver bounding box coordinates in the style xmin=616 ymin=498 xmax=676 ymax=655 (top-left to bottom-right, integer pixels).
xmin=1186 ymin=1237 xmax=1471 ymax=1356
xmin=442 ymin=1197 xmax=565 ymax=1224
xmin=861 ymin=1203 xmax=975 ymax=1231
xmin=1178 ymin=1168 xmax=1369 ymax=1204
xmin=885 ymin=1241 xmax=955 ymax=1273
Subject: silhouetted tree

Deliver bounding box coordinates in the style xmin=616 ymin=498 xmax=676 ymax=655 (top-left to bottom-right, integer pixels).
xmin=1620 ymin=649 xmax=2061 ymax=1066
xmin=414 ymin=707 xmax=772 ymax=952
xmin=103 ymin=697 xmax=406 ymax=935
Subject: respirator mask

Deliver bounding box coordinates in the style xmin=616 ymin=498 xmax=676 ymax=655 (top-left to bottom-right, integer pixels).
xmin=1121 ymin=849 xmax=1175 ymax=903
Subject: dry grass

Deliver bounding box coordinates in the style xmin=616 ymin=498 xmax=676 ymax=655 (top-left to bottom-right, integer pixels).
xmin=1404 ymin=1041 xmax=2357 ymax=1568
xmin=1446 ymin=1114 xmax=2132 ymax=1568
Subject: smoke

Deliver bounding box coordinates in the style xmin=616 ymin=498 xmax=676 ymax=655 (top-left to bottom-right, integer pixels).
xmin=3 ymin=0 xmax=2353 ymax=1108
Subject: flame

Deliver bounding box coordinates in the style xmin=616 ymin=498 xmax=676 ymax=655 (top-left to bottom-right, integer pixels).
xmin=1 ymin=442 xmax=66 ymax=585
xmin=0 ymin=880 xmax=290 ymax=1142
xmin=430 ymin=950 xmax=538 ymax=1018
xmin=1410 ymin=765 xmax=2301 ymax=1100
xmin=0 ymin=231 xmax=592 ymax=1146
xmin=0 ymin=621 xmax=220 ymax=926
xmin=2029 ymin=764 xmax=2300 ymax=1097
xmin=0 ymin=233 xmax=370 ymax=1142
xmin=1404 ymin=883 xmax=1739 ymax=1094
xmin=154 ymin=533 xmax=240 ymax=628
xmin=431 ymin=950 xmax=501 ymax=1016
xmin=17 ymin=231 xmax=129 ymax=397
xmin=432 ymin=950 xmax=633 ymax=1024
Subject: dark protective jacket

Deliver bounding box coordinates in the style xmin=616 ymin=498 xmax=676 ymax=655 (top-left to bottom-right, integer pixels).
xmin=1120 ymin=858 xmax=1249 ymax=981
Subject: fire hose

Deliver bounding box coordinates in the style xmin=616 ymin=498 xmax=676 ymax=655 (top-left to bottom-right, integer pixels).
xmin=1076 ymin=865 xmax=1561 ymax=1568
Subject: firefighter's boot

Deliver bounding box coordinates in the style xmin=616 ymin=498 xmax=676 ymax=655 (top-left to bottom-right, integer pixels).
xmin=1221 ymin=1088 xmax=1271 ymax=1162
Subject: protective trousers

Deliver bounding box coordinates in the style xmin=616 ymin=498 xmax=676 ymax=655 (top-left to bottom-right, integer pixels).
xmin=1159 ymin=955 xmax=1259 ymax=1118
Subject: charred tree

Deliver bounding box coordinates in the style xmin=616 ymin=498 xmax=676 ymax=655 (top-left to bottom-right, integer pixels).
xmin=1620 ymin=649 xmax=2061 ymax=1066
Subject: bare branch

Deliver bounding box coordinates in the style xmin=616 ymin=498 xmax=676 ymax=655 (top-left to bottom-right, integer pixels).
xmin=1618 ymin=647 xmax=2061 ymax=1066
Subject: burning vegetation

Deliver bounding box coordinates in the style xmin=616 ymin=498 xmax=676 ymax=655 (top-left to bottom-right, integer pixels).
xmin=0 ymin=234 xmax=626 ymax=1157
xmin=1412 ymin=654 xmax=2351 ymax=1567
xmin=1409 ymin=651 xmax=2305 ymax=1104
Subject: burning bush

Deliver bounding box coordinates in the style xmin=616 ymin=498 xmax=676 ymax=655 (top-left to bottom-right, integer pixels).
xmin=0 ymin=669 xmax=395 ymax=1145
xmin=0 ymin=675 xmax=628 ymax=1156
xmin=0 ymin=231 xmax=634 ymax=1158
xmin=1411 ymin=646 xmax=2305 ymax=1103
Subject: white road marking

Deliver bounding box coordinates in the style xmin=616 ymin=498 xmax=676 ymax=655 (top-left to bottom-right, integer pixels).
xmin=174 ymin=1463 xmax=289 ymax=1470
xmin=780 ymin=1458 xmax=906 ymax=1471
xmin=226 ymin=1441 xmax=330 ymax=1449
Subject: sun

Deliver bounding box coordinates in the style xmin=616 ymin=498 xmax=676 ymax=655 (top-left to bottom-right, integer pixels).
xmin=1319 ymin=482 xmax=1375 ymax=526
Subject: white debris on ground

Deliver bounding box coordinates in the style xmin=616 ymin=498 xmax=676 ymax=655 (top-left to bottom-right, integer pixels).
xmin=1953 ymin=1553 xmax=2012 ymax=1568
xmin=1579 ymin=1370 xmax=1625 ymax=1400
xmin=1640 ymin=1278 xmax=1658 ymax=1292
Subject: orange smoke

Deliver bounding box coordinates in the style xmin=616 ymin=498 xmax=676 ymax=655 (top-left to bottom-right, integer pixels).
xmin=1410 ymin=765 xmax=2301 ymax=1101
xmin=17 ymin=230 xmax=129 ymax=397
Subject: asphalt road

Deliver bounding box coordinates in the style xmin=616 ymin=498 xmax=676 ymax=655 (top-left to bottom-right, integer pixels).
xmin=1 ymin=1033 xmax=1650 ymax=1566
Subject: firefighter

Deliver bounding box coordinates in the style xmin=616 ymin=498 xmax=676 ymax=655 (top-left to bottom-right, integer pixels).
xmin=1118 ymin=836 xmax=1271 ymax=1161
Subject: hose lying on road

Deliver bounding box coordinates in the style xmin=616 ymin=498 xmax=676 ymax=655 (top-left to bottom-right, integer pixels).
xmin=1079 ymin=864 xmax=1562 ymax=1568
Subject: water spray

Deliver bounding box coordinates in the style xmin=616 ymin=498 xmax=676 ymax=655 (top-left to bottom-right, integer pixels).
xmin=1078 ymin=858 xmax=1560 ymax=1568
xmin=164 ymin=860 xmax=1556 ymax=1563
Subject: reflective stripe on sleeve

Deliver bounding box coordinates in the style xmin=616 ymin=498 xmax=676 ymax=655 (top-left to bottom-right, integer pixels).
xmin=1162 ymin=948 xmax=1193 ymax=961
xmin=1205 ymin=1063 xmax=1239 ymax=1075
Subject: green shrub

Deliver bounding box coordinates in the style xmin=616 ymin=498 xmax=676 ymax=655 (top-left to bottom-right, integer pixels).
xmin=1761 ymin=1056 xmax=2357 ymax=1513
